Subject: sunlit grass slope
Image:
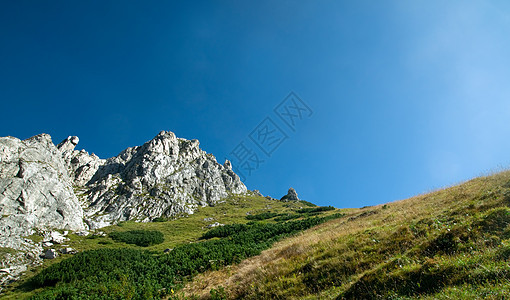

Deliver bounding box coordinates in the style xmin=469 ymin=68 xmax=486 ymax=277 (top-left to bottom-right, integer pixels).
xmin=183 ymin=171 xmax=510 ymax=299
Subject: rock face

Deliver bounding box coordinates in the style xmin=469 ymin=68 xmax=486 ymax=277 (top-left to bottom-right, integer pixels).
xmin=0 ymin=130 xmax=247 ymax=289
xmin=0 ymin=134 xmax=86 ymax=289
xmin=57 ymin=136 xmax=104 ymax=187
xmin=76 ymin=131 xmax=247 ymax=228
xmin=0 ymin=134 xmax=86 ymax=236
xmin=280 ymin=187 xmax=300 ymax=201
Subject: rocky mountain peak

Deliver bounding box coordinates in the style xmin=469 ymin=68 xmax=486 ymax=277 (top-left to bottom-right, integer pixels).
xmin=0 ymin=130 xmax=249 ymax=287
xmin=1 ymin=129 xmax=248 ymax=233
xmin=56 ymin=136 xmax=79 ymax=152
xmin=281 ymin=187 xmax=300 ymax=201
xmin=223 ymin=159 xmax=233 ymax=170
xmin=53 ymin=131 xmax=248 ymax=229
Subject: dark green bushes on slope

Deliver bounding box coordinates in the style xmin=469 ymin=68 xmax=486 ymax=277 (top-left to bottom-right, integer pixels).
xmin=245 ymin=211 xmax=281 ymax=220
xmin=109 ymin=230 xmax=164 ymax=247
xmin=297 ymin=206 xmax=335 ymax=214
xmin=25 ymin=214 xmax=344 ymax=299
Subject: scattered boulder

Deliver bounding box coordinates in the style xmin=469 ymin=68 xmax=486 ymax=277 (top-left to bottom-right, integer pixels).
xmin=203 ymin=217 xmax=214 ymax=222
xmin=44 ymin=249 xmax=58 ymax=259
xmin=60 ymin=247 xmax=76 ymax=254
xmin=280 ymin=188 xmax=300 ymax=201
xmin=43 ymin=231 xmax=67 ymax=244
xmin=163 ymin=248 xmax=172 ymax=253
xmin=42 ymin=242 xmax=53 ymax=247
xmin=206 ymin=222 xmax=224 ymax=228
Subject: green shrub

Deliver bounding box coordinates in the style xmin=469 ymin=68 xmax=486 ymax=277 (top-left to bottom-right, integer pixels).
xmin=299 ymin=200 xmax=317 ymax=207
xmin=297 ymin=206 xmax=336 ymax=214
xmin=28 ymin=248 xmax=164 ymax=299
xmin=109 ymin=230 xmax=164 ymax=247
xmin=274 ymin=214 xmax=301 ymax=222
xmin=25 ymin=214 xmax=344 ymax=299
xmin=246 ymin=211 xmax=280 ymax=220
xmin=477 ymin=207 xmax=510 ymax=234
xmin=210 ymin=286 xmax=227 ymax=300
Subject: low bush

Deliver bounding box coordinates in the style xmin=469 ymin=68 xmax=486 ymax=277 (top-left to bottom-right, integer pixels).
xmin=246 ymin=212 xmax=280 ymax=220
xmin=274 ymin=214 xmax=301 ymax=222
xmin=297 ymin=206 xmax=336 ymax=214
xmin=299 ymin=200 xmax=317 ymax=207
xmin=109 ymin=230 xmax=164 ymax=247
xmin=25 ymin=214 xmax=344 ymax=299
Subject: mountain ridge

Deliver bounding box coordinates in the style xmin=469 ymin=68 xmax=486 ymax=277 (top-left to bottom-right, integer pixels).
xmin=0 ymin=130 xmax=247 ymax=288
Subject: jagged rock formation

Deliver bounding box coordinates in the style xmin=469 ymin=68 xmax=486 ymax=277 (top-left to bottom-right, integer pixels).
xmin=281 ymin=187 xmax=300 ymax=201
xmin=1 ymin=131 xmax=247 ymax=230
xmin=57 ymin=136 xmax=104 ymax=187
xmin=0 ymin=134 xmax=86 ymax=288
xmin=0 ymin=134 xmax=86 ymax=235
xmin=72 ymin=131 xmax=247 ymax=228
xmin=0 ymin=130 xmax=247 ymax=289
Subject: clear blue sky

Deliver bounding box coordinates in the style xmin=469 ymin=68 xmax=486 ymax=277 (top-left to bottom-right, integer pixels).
xmin=2 ymin=1 xmax=510 ymax=207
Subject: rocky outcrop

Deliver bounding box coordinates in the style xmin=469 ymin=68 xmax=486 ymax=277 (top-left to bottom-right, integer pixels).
xmin=0 ymin=134 xmax=86 ymax=290
xmin=0 ymin=130 xmax=248 ymax=289
xmin=1 ymin=131 xmax=246 ymax=233
xmin=57 ymin=136 xmax=104 ymax=187
xmin=79 ymin=131 xmax=247 ymax=228
xmin=280 ymin=187 xmax=300 ymax=201
xmin=0 ymin=134 xmax=86 ymax=237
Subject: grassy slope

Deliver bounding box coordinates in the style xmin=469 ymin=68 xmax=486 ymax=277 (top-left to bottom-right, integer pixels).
xmin=183 ymin=170 xmax=510 ymax=299
xmin=0 ymin=193 xmax=309 ymax=299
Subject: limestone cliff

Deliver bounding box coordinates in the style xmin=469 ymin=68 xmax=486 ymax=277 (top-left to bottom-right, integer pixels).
xmin=0 ymin=130 xmax=247 ymax=287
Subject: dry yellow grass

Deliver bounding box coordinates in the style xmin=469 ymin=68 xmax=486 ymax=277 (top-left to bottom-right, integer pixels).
xmin=182 ymin=170 xmax=510 ymax=299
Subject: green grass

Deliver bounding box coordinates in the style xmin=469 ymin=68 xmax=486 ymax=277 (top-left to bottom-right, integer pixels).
xmin=0 ymin=193 xmax=318 ymax=299
xmin=8 ymin=170 xmax=510 ymax=299
xmin=182 ymin=170 xmax=510 ymax=299
xmin=6 ymin=215 xmax=342 ymax=299
xmin=109 ymin=230 xmax=164 ymax=247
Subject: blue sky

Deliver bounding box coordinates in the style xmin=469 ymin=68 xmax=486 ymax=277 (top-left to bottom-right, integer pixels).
xmin=2 ymin=1 xmax=510 ymax=207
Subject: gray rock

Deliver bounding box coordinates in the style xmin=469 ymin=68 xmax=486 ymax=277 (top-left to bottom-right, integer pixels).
xmin=223 ymin=159 xmax=232 ymax=170
xmin=0 ymin=134 xmax=85 ymax=285
xmin=81 ymin=131 xmax=247 ymax=228
xmin=280 ymin=187 xmax=300 ymax=201
xmin=0 ymin=134 xmax=86 ymax=236
xmin=0 ymin=130 xmax=248 ymax=288
xmin=42 ymin=242 xmax=53 ymax=247
xmin=60 ymin=247 xmax=76 ymax=254
xmin=75 ymin=230 xmax=89 ymax=236
xmin=43 ymin=231 xmax=67 ymax=244
xmin=206 ymin=222 xmax=224 ymax=228
xmin=44 ymin=249 xmax=58 ymax=259
xmin=57 ymin=136 xmax=104 ymax=186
